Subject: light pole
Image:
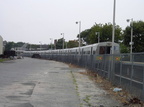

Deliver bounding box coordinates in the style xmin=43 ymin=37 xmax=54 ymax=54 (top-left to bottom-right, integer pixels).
xmin=112 ymin=0 xmax=116 ymax=54
xmin=126 ymin=18 xmax=133 ymax=58
xmin=95 ymin=32 xmax=100 ymax=43
xmin=50 ymin=38 xmax=53 ymax=50
xmin=61 ymin=33 xmax=64 ymax=49
xmin=76 ymin=21 xmax=81 ymax=54
xmin=109 ymin=0 xmax=116 ymax=81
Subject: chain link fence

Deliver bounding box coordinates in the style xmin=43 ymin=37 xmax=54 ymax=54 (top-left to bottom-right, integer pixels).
xmin=24 ymin=52 xmax=144 ymax=100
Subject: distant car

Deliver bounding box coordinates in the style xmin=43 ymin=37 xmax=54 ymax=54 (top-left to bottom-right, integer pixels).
xmin=17 ymin=56 xmax=23 ymax=59
xmin=31 ymin=54 xmax=41 ymax=58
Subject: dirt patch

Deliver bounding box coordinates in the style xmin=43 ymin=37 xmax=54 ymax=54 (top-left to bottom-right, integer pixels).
xmin=69 ymin=63 xmax=82 ymax=68
xmin=79 ymin=70 xmax=144 ymax=107
xmin=69 ymin=64 xmax=144 ymax=107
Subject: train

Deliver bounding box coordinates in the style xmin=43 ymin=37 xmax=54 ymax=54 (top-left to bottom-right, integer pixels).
xmin=0 ymin=35 xmax=3 ymax=55
xmin=23 ymin=42 xmax=120 ymax=57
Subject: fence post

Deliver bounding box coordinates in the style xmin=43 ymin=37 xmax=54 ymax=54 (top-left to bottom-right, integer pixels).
xmin=119 ymin=54 xmax=122 ymax=86
xmin=111 ymin=55 xmax=114 ymax=82
xmin=142 ymin=66 xmax=144 ymax=100
xmin=108 ymin=55 xmax=111 ymax=80
xmin=130 ymin=54 xmax=134 ymax=92
xmin=108 ymin=55 xmax=114 ymax=81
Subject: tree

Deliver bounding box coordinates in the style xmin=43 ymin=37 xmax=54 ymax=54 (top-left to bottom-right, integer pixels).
xmin=79 ymin=23 xmax=122 ymax=45
xmin=55 ymin=38 xmax=64 ymax=49
xmin=67 ymin=40 xmax=79 ymax=48
xmin=5 ymin=42 xmax=15 ymax=51
xmin=88 ymin=24 xmax=102 ymax=44
xmin=123 ymin=21 xmax=144 ymax=52
xmin=15 ymin=42 xmax=25 ymax=47
xmin=120 ymin=43 xmax=129 ymax=53
xmin=78 ymin=29 xmax=91 ymax=44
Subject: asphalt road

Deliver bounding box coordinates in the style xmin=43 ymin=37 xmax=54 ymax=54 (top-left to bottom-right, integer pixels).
xmin=0 ymin=58 xmax=80 ymax=107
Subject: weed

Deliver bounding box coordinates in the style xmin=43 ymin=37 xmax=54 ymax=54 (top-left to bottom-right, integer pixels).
xmin=83 ymin=95 xmax=92 ymax=107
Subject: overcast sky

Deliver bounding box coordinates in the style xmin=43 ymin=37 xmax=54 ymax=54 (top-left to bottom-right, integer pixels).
xmin=0 ymin=0 xmax=144 ymax=44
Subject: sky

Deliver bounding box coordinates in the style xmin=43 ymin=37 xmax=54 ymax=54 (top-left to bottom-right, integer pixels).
xmin=0 ymin=0 xmax=144 ymax=44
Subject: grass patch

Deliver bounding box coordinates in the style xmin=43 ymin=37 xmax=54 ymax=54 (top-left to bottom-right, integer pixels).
xmin=71 ymin=71 xmax=78 ymax=91
xmin=0 ymin=58 xmax=9 ymax=62
xmin=70 ymin=71 xmax=82 ymax=106
xmin=83 ymin=95 xmax=91 ymax=107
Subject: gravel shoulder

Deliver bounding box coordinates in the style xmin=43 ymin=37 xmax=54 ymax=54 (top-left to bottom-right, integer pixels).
xmin=69 ymin=65 xmax=123 ymax=107
xmin=69 ymin=64 xmax=144 ymax=107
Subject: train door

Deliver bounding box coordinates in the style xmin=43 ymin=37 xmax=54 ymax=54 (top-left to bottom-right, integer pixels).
xmin=82 ymin=48 xmax=84 ymax=55
xmin=106 ymin=46 xmax=111 ymax=54
xmin=91 ymin=47 xmax=93 ymax=55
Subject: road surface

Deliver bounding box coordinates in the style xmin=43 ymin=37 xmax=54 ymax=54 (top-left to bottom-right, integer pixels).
xmin=0 ymin=57 xmax=122 ymax=107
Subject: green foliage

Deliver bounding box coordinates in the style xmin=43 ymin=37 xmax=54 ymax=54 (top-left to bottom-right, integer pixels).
xmin=4 ymin=42 xmax=25 ymax=51
xmin=120 ymin=43 xmax=129 ymax=53
xmin=78 ymin=29 xmax=91 ymax=44
xmin=0 ymin=59 xmax=9 ymax=62
xmin=56 ymin=38 xmax=64 ymax=49
xmin=67 ymin=40 xmax=78 ymax=48
xmin=5 ymin=42 xmax=15 ymax=51
xmin=79 ymin=23 xmax=122 ymax=45
xmin=15 ymin=42 xmax=25 ymax=47
xmin=123 ymin=21 xmax=144 ymax=52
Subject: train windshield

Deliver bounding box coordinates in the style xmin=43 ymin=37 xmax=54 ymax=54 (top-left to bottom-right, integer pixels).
xmin=99 ymin=46 xmax=111 ymax=54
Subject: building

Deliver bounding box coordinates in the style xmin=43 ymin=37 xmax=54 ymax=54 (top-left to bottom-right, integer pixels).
xmin=0 ymin=35 xmax=3 ymax=55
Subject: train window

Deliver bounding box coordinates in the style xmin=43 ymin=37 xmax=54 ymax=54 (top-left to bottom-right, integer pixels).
xmin=87 ymin=51 xmax=90 ymax=54
xmin=99 ymin=46 xmax=105 ymax=54
xmin=99 ymin=46 xmax=111 ymax=54
xmin=93 ymin=51 xmax=96 ymax=54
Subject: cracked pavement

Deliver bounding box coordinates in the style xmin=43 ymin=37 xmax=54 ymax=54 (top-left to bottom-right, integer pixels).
xmin=0 ymin=58 xmax=122 ymax=107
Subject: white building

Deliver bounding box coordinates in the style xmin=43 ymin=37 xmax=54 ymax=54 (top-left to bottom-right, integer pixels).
xmin=0 ymin=35 xmax=3 ymax=55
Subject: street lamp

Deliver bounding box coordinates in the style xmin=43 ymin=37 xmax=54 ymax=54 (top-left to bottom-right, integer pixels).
xmin=127 ymin=18 xmax=133 ymax=61
xmin=126 ymin=19 xmax=133 ymax=54
xmin=61 ymin=33 xmax=64 ymax=49
xmin=110 ymin=0 xmax=116 ymax=80
xmin=112 ymin=0 xmax=116 ymax=54
xmin=76 ymin=21 xmax=81 ymax=54
xmin=95 ymin=32 xmax=100 ymax=43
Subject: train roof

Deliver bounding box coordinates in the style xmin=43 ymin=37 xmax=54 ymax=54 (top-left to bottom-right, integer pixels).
xmin=81 ymin=42 xmax=119 ymax=48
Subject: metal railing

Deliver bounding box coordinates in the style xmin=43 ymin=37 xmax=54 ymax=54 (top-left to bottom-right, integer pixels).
xmin=24 ymin=52 xmax=144 ymax=100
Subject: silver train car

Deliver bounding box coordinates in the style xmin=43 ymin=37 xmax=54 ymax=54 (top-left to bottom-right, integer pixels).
xmin=23 ymin=42 xmax=120 ymax=56
xmin=0 ymin=35 xmax=3 ymax=55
